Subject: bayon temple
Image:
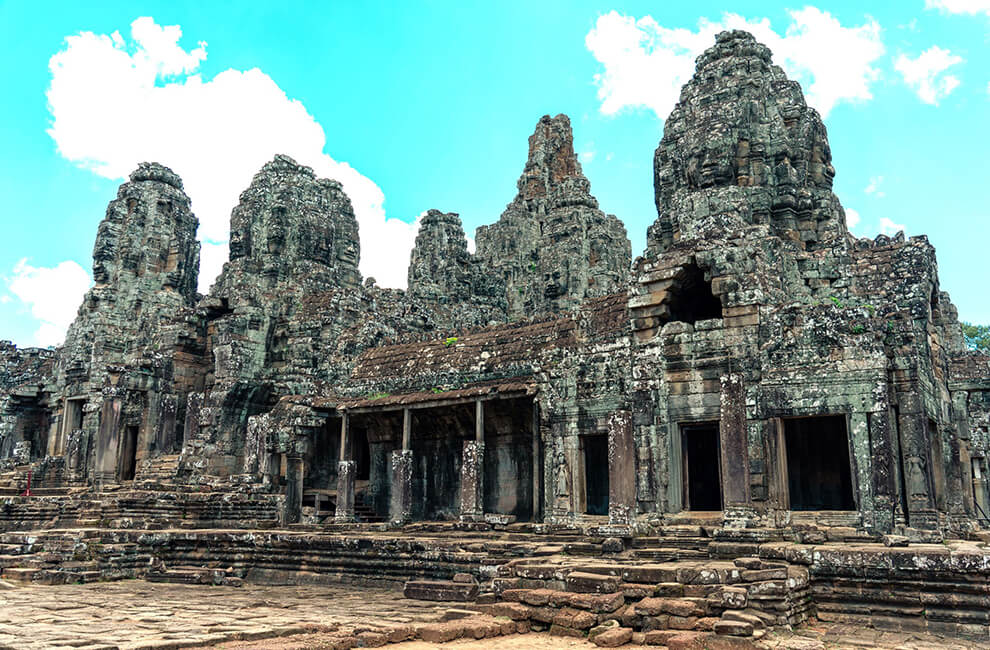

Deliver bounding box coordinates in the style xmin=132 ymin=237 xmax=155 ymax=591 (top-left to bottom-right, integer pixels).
xmin=2 ymin=31 xmax=990 ymax=644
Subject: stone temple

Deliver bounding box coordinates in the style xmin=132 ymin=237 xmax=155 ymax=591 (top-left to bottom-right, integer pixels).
xmin=2 ymin=31 xmax=990 ymax=646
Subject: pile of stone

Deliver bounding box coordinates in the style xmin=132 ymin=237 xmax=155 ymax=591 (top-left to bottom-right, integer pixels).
xmin=447 ymin=556 xmax=811 ymax=645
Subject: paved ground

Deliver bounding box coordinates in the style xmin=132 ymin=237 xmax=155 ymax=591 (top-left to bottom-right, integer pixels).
xmin=1 ymin=580 xmax=988 ymax=650
xmin=0 ymin=580 xmax=449 ymax=649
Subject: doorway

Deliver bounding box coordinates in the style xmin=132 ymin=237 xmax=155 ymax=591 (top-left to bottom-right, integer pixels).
xmin=120 ymin=424 xmax=138 ymax=481
xmin=584 ymin=435 xmax=609 ymax=515
xmin=682 ymin=422 xmax=722 ymax=510
xmin=784 ymin=415 xmax=854 ymax=510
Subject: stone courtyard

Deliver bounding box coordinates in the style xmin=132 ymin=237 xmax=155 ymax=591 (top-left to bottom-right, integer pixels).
xmin=1 ymin=29 xmax=989 ymax=649
xmin=1 ymin=580 xmax=988 ymax=650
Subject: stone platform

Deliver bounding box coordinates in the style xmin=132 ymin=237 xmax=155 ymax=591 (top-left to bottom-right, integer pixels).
xmin=0 ymin=515 xmax=988 ymax=643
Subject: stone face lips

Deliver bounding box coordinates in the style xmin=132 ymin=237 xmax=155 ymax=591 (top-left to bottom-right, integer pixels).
xmin=407 ymin=209 xmax=504 ymax=309
xmin=650 ymin=30 xmax=844 ymax=255
xmin=476 ymin=114 xmax=631 ymax=319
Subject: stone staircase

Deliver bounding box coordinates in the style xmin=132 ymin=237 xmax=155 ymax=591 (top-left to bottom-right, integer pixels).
xmin=0 ymin=528 xmax=154 ymax=585
xmin=133 ymin=454 xmax=181 ymax=483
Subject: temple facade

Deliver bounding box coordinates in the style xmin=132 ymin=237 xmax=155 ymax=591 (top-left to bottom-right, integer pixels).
xmin=1 ymin=31 xmax=988 ymax=540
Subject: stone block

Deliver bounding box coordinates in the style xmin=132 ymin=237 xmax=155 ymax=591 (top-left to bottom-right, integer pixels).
xmin=566 ymin=571 xmax=620 ymax=594
xmin=403 ymin=580 xmax=478 ymax=602
xmin=713 ymin=620 xmax=754 ymax=636
xmin=592 ymin=627 xmax=633 ymax=647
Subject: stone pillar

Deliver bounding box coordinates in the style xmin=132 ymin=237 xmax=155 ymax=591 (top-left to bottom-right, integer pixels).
xmin=335 ymin=413 xmax=355 ymax=522
xmin=460 ymin=401 xmax=485 ymax=521
xmin=951 ymin=391 xmax=973 ymax=517
xmin=284 ymin=454 xmax=305 ymax=525
xmin=868 ymin=406 xmax=896 ymax=533
xmin=896 ymin=392 xmax=937 ymax=529
xmin=607 ymin=410 xmax=635 ymax=527
xmin=849 ymin=412 xmax=874 ymax=527
xmin=973 ymin=459 xmax=989 ymax=520
xmin=532 ymin=401 xmax=542 ymax=522
xmin=719 ymin=374 xmax=752 ymax=522
xmin=390 ymin=449 xmax=413 ymax=525
xmin=95 ymin=398 xmax=122 ymax=484
xmin=335 ymin=460 xmax=356 ymax=523
xmin=459 ymin=440 xmax=484 ymax=520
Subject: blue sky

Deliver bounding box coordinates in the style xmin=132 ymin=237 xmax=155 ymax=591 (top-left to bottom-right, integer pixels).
xmin=1 ymin=1 xmax=988 ymax=347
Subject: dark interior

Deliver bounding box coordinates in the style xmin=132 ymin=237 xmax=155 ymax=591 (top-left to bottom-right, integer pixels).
xmin=120 ymin=424 xmax=138 ymax=481
xmin=584 ymin=434 xmax=609 ymax=515
xmin=668 ymin=263 xmax=723 ymax=324
xmin=683 ymin=422 xmax=722 ymax=510
xmin=482 ymin=397 xmax=534 ymax=521
xmin=785 ymin=415 xmax=855 ymax=510
xmin=411 ymin=406 xmax=471 ymax=520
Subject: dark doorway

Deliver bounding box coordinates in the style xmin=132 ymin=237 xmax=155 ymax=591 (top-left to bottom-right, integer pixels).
xmin=784 ymin=416 xmax=855 ymax=510
xmin=584 ymin=435 xmax=609 ymax=515
xmin=120 ymin=425 xmax=138 ymax=481
xmin=667 ymin=263 xmax=723 ymax=324
xmin=682 ymin=422 xmax=722 ymax=510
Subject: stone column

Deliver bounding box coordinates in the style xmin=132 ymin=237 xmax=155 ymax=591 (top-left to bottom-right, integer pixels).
xmin=335 ymin=414 xmax=355 ymax=522
xmin=284 ymin=454 xmax=305 ymax=525
xmin=868 ymin=406 xmax=896 ymax=533
xmin=459 ymin=440 xmax=484 ymax=520
xmin=335 ymin=460 xmax=356 ymax=523
xmin=532 ymin=401 xmax=542 ymax=522
xmin=719 ymin=374 xmax=752 ymax=522
xmin=459 ymin=400 xmax=485 ymax=520
xmin=896 ymin=392 xmax=938 ymax=529
xmin=390 ymin=449 xmax=413 ymax=525
xmin=607 ymin=410 xmax=635 ymax=527
xmin=849 ymin=412 xmax=874 ymax=526
xmin=390 ymin=408 xmax=414 ymax=525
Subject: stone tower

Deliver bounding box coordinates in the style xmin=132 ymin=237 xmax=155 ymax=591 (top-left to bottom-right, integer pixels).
xmin=407 ymin=209 xmax=503 ymax=309
xmin=52 ymin=162 xmax=201 ymax=479
xmin=476 ymin=114 xmax=631 ymax=318
xmin=223 ymin=154 xmax=361 ymax=291
xmin=650 ymin=30 xmax=847 ymax=256
xmin=57 ymin=162 xmax=200 ymax=389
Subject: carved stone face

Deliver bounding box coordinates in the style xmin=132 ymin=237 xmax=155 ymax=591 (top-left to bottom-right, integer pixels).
xmin=336 ymin=239 xmax=358 ymax=269
xmin=544 ymin=267 xmax=568 ymax=299
xmin=229 ymin=228 xmax=250 ymax=259
xmin=92 ymin=259 xmax=110 ymax=284
xmin=266 ymin=207 xmax=287 ymax=256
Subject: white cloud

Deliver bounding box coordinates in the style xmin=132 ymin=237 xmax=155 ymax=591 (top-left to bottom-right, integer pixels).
xmin=198 ymin=240 xmax=229 ymax=294
xmin=879 ymin=217 xmax=906 ymax=235
xmin=925 ymin=0 xmax=990 ymax=16
xmin=579 ymin=143 xmax=596 ymax=163
xmin=48 ymin=17 xmax=418 ymax=291
xmin=585 ymin=7 xmax=884 ymax=120
xmin=895 ymin=46 xmax=964 ymax=105
xmin=7 ymin=259 xmax=92 ymax=347
xmin=864 ymin=175 xmax=885 ymax=197
xmin=845 ymin=207 xmax=861 ymax=231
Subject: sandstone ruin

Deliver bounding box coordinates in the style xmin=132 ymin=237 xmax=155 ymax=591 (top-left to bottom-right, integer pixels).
xmin=1 ymin=31 xmax=989 ymax=646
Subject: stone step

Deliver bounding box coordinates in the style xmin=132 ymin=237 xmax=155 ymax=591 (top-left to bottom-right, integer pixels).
xmin=1 ymin=567 xmax=40 ymax=583
xmin=631 ymin=548 xmax=708 ymax=561
xmin=404 ymin=580 xmax=479 ymax=602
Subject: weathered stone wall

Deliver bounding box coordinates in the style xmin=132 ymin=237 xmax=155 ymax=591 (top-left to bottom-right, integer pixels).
xmin=0 ymin=342 xmax=54 ymax=465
